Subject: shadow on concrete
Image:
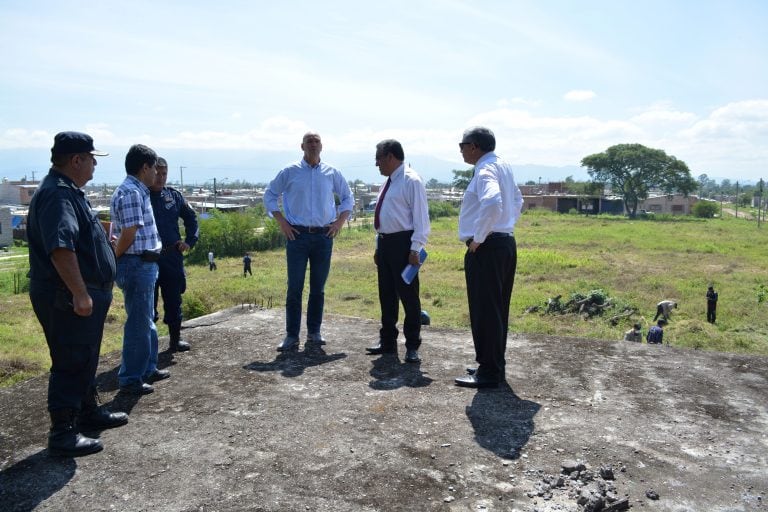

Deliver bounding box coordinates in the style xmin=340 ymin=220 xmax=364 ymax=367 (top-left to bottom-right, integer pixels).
xmin=465 ymin=383 xmax=540 ymax=460
xmin=367 ymin=354 xmax=434 ymax=390
xmin=0 ymin=450 xmax=76 ymax=512
xmin=93 ymin=350 xmax=180 ymax=415
xmin=243 ymin=344 xmax=347 ymax=378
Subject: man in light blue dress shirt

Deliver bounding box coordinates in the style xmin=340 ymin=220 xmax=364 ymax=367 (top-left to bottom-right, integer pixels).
xmin=264 ymin=132 xmax=354 ymax=351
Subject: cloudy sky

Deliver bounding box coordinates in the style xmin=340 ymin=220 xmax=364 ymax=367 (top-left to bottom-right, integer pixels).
xmin=1 ymin=0 xmax=767 ymax=183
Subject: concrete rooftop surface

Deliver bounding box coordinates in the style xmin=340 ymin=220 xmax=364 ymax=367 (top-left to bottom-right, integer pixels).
xmin=1 ymin=306 xmax=766 ymax=511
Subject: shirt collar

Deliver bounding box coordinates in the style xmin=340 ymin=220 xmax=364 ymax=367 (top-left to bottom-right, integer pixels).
xmin=474 ymin=151 xmax=497 ymax=170
xmin=49 ymin=167 xmax=84 ymax=194
xmin=389 ymin=162 xmax=405 ymax=182
xmin=302 ymin=158 xmax=322 ymax=169
xmin=126 ymin=174 xmax=150 ymax=193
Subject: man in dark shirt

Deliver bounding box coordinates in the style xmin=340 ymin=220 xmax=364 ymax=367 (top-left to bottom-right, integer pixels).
xmin=27 ymin=131 xmax=128 ymax=457
xmin=646 ymin=319 xmax=667 ymax=344
xmin=243 ymin=253 xmax=252 ymax=277
xmin=706 ymin=286 xmax=718 ymax=323
xmin=150 ymin=158 xmax=199 ymax=352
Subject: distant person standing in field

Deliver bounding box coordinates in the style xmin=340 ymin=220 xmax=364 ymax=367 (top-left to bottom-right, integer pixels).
xmin=111 ymin=144 xmax=168 ymax=395
xmin=150 ymin=157 xmax=199 ymax=352
xmin=706 ymin=285 xmax=718 ymax=323
xmin=243 ymin=253 xmax=252 ymax=277
xmin=28 ymin=131 xmax=127 ymax=456
xmin=454 ymin=126 xmax=524 ymax=389
xmin=646 ymin=318 xmax=666 ymax=344
xmin=365 ymin=139 xmax=430 ymax=363
xmin=264 ymin=131 xmax=354 ymax=351
xmin=653 ymin=300 xmax=677 ymax=321
xmin=208 ymin=251 xmax=216 ymax=271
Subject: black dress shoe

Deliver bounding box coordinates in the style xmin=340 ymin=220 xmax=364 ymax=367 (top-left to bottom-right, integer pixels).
xmin=277 ymin=336 xmax=299 ymax=352
xmin=466 ymin=367 xmax=477 ymax=375
xmin=404 ymin=349 xmax=421 ymax=363
xmin=79 ymin=407 xmax=129 ymax=431
xmin=169 ymin=340 xmax=191 ymax=352
xmin=119 ymin=382 xmax=154 ymax=395
xmin=145 ymin=369 xmax=171 ymax=383
xmin=306 ymin=333 xmax=327 ymax=345
xmin=454 ymin=375 xmax=499 ymax=389
xmin=365 ymin=344 xmax=397 ymax=355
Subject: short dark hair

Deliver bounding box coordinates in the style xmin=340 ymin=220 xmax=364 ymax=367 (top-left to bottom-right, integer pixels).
xmin=156 ymin=157 xmax=168 ymax=168
xmin=125 ymin=144 xmax=158 ymax=176
xmin=461 ymin=126 xmax=496 ymax=152
xmin=376 ymin=139 xmax=405 ymax=161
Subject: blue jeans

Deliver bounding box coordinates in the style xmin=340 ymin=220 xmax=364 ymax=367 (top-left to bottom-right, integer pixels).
xmin=116 ymin=256 xmax=159 ymax=386
xmin=285 ymin=232 xmax=333 ymax=337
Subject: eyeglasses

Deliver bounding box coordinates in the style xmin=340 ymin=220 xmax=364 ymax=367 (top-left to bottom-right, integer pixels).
xmin=458 ymin=142 xmax=473 ymax=149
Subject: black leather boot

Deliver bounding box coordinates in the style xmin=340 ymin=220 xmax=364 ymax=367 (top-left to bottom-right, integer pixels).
xmin=48 ymin=409 xmax=103 ymax=457
xmin=168 ymin=323 xmax=191 ymax=352
xmin=79 ymin=390 xmax=128 ymax=431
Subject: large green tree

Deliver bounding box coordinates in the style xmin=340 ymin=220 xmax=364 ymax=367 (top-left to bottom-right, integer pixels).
xmin=452 ymin=169 xmax=473 ymax=190
xmin=581 ymin=143 xmax=697 ymax=217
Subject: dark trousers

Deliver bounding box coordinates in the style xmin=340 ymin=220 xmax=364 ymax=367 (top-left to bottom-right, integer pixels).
xmin=30 ymin=281 xmax=112 ymax=412
xmin=465 ymin=236 xmax=516 ymax=381
xmin=376 ymin=231 xmax=421 ymax=349
xmin=653 ymin=305 xmax=665 ymax=321
xmin=707 ymin=304 xmax=716 ymax=323
xmin=154 ymin=250 xmax=187 ymax=326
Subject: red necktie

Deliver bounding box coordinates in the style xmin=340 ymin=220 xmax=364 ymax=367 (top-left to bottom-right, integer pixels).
xmin=374 ymin=178 xmax=391 ymax=231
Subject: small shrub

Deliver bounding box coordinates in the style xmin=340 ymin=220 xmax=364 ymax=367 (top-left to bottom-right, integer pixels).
xmin=693 ymin=201 xmax=719 ymax=218
xmin=182 ymin=292 xmax=213 ymax=319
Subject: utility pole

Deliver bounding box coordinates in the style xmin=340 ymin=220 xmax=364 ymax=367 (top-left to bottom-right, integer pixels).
xmin=213 ymin=177 xmax=217 ymax=210
xmin=735 ymin=181 xmax=739 ymax=218
xmin=179 ymin=166 xmax=186 ymax=191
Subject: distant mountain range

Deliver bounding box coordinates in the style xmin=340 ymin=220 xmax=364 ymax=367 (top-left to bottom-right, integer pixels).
xmin=0 ymin=148 xmax=739 ymax=187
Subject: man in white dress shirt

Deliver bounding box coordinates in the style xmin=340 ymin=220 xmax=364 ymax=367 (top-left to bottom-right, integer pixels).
xmin=365 ymin=139 xmax=430 ymax=363
xmin=454 ymin=127 xmax=524 ymax=388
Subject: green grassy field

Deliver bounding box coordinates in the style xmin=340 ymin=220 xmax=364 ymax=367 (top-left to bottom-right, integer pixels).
xmin=2 ymin=209 xmax=768 ymax=388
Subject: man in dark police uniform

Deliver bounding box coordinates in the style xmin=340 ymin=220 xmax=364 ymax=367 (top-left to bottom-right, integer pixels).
xmin=27 ymin=131 xmax=128 ymax=457
xmin=150 ymin=157 xmax=199 ymax=352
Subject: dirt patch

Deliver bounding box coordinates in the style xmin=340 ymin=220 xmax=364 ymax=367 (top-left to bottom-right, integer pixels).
xmin=1 ymin=306 xmax=766 ymax=511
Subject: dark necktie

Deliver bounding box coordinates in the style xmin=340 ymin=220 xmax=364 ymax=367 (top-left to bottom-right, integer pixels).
xmin=374 ymin=178 xmax=391 ymax=231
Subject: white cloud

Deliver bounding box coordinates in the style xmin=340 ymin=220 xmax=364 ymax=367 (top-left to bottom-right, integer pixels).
xmin=3 ymin=100 xmax=767 ymax=180
xmin=563 ymin=90 xmax=596 ymax=102
xmin=496 ymin=97 xmax=541 ymax=108
xmin=631 ymin=110 xmax=698 ymax=124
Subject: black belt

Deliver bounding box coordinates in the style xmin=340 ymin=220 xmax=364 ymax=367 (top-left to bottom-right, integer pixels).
xmin=120 ymin=251 xmax=161 ymax=262
xmin=377 ymin=230 xmax=413 ymax=239
xmin=293 ymin=225 xmax=329 ymax=234
xmin=85 ymin=281 xmax=114 ymax=291
xmin=466 ymin=232 xmax=512 ymax=247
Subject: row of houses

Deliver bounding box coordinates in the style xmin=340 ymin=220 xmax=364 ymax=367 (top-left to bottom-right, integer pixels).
xmin=0 ymin=178 xmax=701 ymax=247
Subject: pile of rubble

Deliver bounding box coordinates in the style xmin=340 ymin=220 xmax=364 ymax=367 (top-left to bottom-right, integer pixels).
xmin=524 ymin=459 xmax=655 ymax=511
xmin=526 ymin=289 xmax=637 ymax=324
